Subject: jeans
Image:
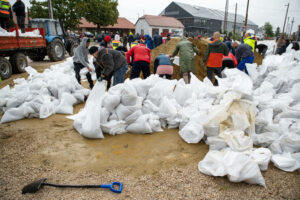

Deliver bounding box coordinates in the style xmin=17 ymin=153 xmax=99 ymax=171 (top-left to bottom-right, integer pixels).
xmin=74 ymin=62 xmax=94 ymax=89
xmin=207 ymin=67 xmax=222 ymax=86
xmin=113 ymin=65 xmax=128 ymax=86
xmin=130 ymin=61 xmax=150 ymax=79
xmin=17 ymin=16 xmax=25 ymax=32
xmin=237 ymin=56 xmax=254 ymax=75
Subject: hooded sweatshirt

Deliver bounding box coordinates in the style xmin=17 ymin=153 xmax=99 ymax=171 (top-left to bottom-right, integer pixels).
xmin=73 ymin=37 xmax=89 ymax=67
xmin=203 ymin=40 xmax=229 ymax=68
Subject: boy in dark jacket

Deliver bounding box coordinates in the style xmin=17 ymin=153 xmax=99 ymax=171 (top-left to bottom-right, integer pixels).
xmin=12 ymin=0 xmax=25 ymax=32
xmin=89 ymin=46 xmax=128 ymax=87
xmin=203 ymin=32 xmax=229 ymax=86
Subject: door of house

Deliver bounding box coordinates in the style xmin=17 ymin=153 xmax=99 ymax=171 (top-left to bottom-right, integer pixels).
xmin=152 ymin=28 xmax=159 ymax=36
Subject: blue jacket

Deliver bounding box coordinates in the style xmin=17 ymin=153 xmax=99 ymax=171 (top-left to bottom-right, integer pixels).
xmin=154 ymin=54 xmax=172 ymax=73
xmin=145 ymin=34 xmax=154 ymax=50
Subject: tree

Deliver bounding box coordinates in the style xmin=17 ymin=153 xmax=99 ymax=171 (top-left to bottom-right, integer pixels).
xmin=264 ymin=22 xmax=274 ymax=37
xmin=29 ymin=0 xmax=83 ymax=30
xmin=275 ymin=27 xmax=280 ymax=37
xmin=83 ymin=0 xmax=119 ymax=32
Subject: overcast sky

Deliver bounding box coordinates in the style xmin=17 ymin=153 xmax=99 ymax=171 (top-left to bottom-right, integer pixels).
xmin=12 ymin=0 xmax=300 ymax=33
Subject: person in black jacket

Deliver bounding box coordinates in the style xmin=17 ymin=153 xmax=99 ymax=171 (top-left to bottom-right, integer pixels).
xmin=12 ymin=0 xmax=25 ymax=33
xmin=153 ymin=32 xmax=163 ymax=48
xmin=89 ymin=46 xmax=128 ymax=87
xmin=255 ymin=44 xmax=268 ymax=57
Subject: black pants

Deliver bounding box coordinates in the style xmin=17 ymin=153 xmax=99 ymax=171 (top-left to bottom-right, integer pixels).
xmin=17 ymin=16 xmax=25 ymax=32
xmin=207 ymin=67 xmax=222 ymax=86
xmin=93 ymin=61 xmax=112 ymax=90
xmin=159 ymin=74 xmax=172 ymax=79
xmin=130 ymin=61 xmax=150 ymax=79
xmin=222 ymin=60 xmax=235 ymax=71
xmin=74 ymin=62 xmax=94 ymax=89
xmin=0 ymin=17 xmax=9 ymax=30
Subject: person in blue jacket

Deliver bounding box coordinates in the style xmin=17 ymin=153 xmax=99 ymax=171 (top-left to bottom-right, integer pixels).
xmin=145 ymin=34 xmax=154 ymax=50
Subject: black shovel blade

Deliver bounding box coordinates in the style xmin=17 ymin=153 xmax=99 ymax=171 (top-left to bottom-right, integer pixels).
xmin=22 ymin=178 xmax=47 ymax=194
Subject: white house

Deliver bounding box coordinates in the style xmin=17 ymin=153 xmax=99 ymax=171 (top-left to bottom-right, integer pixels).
xmin=135 ymin=15 xmax=184 ymax=37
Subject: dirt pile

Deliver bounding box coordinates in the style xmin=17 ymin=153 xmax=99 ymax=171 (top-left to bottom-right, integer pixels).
xmin=124 ymin=38 xmax=263 ymax=80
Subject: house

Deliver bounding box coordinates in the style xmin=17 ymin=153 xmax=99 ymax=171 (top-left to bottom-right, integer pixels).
xmin=135 ymin=15 xmax=184 ymax=37
xmin=160 ymin=1 xmax=258 ymax=36
xmin=78 ymin=17 xmax=135 ymax=36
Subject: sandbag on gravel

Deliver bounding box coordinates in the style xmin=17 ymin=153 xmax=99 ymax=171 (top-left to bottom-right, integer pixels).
xmin=271 ymin=153 xmax=300 ymax=172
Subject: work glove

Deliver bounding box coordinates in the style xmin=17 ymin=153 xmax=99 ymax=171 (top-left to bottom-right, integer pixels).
xmin=98 ymin=77 xmax=103 ymax=82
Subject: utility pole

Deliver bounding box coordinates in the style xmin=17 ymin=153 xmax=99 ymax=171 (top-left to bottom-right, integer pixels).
xmin=282 ymin=3 xmax=289 ymax=34
xmin=223 ymin=0 xmax=229 ymax=34
xmin=48 ymin=0 xmax=54 ymax=19
xmin=243 ymin=0 xmax=250 ymax=37
xmin=233 ymin=3 xmax=237 ymax=38
xmin=289 ymin=17 xmax=294 ymax=37
xmin=286 ymin=17 xmax=290 ymax=33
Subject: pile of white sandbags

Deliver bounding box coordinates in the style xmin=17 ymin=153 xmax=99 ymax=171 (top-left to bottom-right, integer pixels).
xmin=0 ymin=57 xmax=94 ymax=123
xmin=0 ymin=27 xmax=42 ymax=37
xmin=71 ymin=48 xmax=300 ymax=187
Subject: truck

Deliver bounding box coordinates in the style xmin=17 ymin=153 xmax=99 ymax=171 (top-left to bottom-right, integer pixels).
xmin=0 ymin=19 xmax=79 ymax=80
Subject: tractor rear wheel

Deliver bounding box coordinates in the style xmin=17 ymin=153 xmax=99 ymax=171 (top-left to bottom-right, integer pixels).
xmin=0 ymin=57 xmax=12 ymax=80
xmin=47 ymin=38 xmax=65 ymax=61
xmin=9 ymin=52 xmax=28 ymax=73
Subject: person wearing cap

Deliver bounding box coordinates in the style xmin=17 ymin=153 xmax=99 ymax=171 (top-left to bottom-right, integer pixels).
xmin=128 ymin=32 xmax=135 ymax=48
xmin=126 ymin=39 xmax=151 ymax=79
xmin=73 ymin=37 xmax=94 ymax=89
xmin=145 ymin=34 xmax=154 ymax=50
xmin=100 ymin=35 xmax=112 ymax=48
xmin=89 ymin=46 xmax=128 ymax=87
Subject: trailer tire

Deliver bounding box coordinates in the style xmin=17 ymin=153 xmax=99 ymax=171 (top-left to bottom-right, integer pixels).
xmin=47 ymin=38 xmax=65 ymax=61
xmin=28 ymin=52 xmax=46 ymax=61
xmin=10 ymin=53 xmax=28 ymax=73
xmin=0 ymin=57 xmax=12 ymax=80
xmin=69 ymin=42 xmax=79 ymax=57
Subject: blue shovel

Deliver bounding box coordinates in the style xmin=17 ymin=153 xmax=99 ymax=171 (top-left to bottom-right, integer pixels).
xmin=22 ymin=178 xmax=123 ymax=194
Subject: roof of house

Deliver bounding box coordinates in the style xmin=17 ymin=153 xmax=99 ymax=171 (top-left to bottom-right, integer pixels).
xmin=79 ymin=17 xmax=135 ymax=29
xmin=137 ymin=15 xmax=184 ymax=28
xmin=162 ymin=1 xmax=257 ymax=26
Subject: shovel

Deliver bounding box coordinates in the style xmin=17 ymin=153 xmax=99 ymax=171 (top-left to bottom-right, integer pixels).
xmin=22 ymin=178 xmax=122 ymax=194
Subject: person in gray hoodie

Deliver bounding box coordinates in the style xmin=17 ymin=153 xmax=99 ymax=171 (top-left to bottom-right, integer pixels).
xmin=89 ymin=46 xmax=128 ymax=87
xmin=73 ymin=37 xmax=94 ymax=89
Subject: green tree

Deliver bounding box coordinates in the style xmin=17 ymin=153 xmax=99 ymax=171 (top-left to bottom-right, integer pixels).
xmin=29 ymin=0 xmax=83 ymax=30
xmin=275 ymin=27 xmax=280 ymax=37
xmin=83 ymin=0 xmax=119 ymax=32
xmin=264 ymin=22 xmax=274 ymax=37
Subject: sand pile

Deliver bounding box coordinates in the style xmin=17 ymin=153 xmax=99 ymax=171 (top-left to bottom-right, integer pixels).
xmin=125 ymin=38 xmax=263 ymax=80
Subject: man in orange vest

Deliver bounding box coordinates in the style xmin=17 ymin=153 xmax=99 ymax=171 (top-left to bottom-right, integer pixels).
xmin=0 ymin=0 xmax=12 ymax=30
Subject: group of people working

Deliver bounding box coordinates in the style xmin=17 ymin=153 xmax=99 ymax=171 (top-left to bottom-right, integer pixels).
xmin=72 ymin=30 xmax=272 ymax=89
xmin=0 ymin=0 xmax=25 ymax=32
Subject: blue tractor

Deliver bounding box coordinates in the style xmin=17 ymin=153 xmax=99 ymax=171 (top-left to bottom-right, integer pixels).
xmin=28 ymin=18 xmax=79 ymax=61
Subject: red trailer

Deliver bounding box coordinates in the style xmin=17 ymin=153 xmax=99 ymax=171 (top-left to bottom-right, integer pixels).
xmin=0 ymin=27 xmax=46 ymax=80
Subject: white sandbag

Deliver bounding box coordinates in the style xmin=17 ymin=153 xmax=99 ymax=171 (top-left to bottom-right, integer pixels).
xmin=102 ymin=94 xmax=121 ymax=112
xmin=198 ymin=150 xmax=227 ymax=176
xmin=0 ymin=107 xmax=26 ymax=123
xmin=126 ymin=114 xmax=152 ymax=134
xmin=147 ymin=79 xmax=177 ymax=106
xmin=179 ymin=120 xmax=204 ymax=143
xmin=158 ymin=97 xmax=178 ymax=119
xmin=125 ymin=109 xmax=143 ymax=124
xmin=100 ymin=107 xmax=110 ymax=124
xmin=252 ymin=132 xmax=280 ymax=147
xmin=173 ymin=82 xmax=192 ymax=106
xmin=108 ymin=111 xmax=119 ymax=121
xmin=55 ymin=92 xmax=77 ymax=114
xmin=246 ymin=63 xmax=259 ymax=81
xmin=101 ymin=120 xmax=127 ymax=135
xmin=131 ymin=77 xmax=153 ymax=98
xmin=73 ymin=82 xmax=106 ymax=139
xmin=39 ymin=96 xmax=56 ymax=118
xmin=148 ymin=113 xmax=163 ymax=132
xmin=248 ymin=148 xmax=272 ymax=171
xmin=142 ymin=99 xmax=159 ymax=114
xmin=121 ymin=80 xmax=138 ymax=106
xmin=279 ymin=132 xmax=300 ymax=153
xmin=220 ymin=130 xmax=253 ymax=152
xmin=224 ymin=150 xmax=266 ymax=187
xmin=289 ymin=82 xmax=300 ymax=102
xmin=231 ymin=112 xmax=250 ymax=131
xmin=271 ymin=153 xmax=300 ymax=172
xmin=206 ymin=136 xmax=227 ymax=150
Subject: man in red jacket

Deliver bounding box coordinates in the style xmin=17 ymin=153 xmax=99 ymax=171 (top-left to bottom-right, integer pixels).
xmin=126 ymin=40 xmax=151 ymax=79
